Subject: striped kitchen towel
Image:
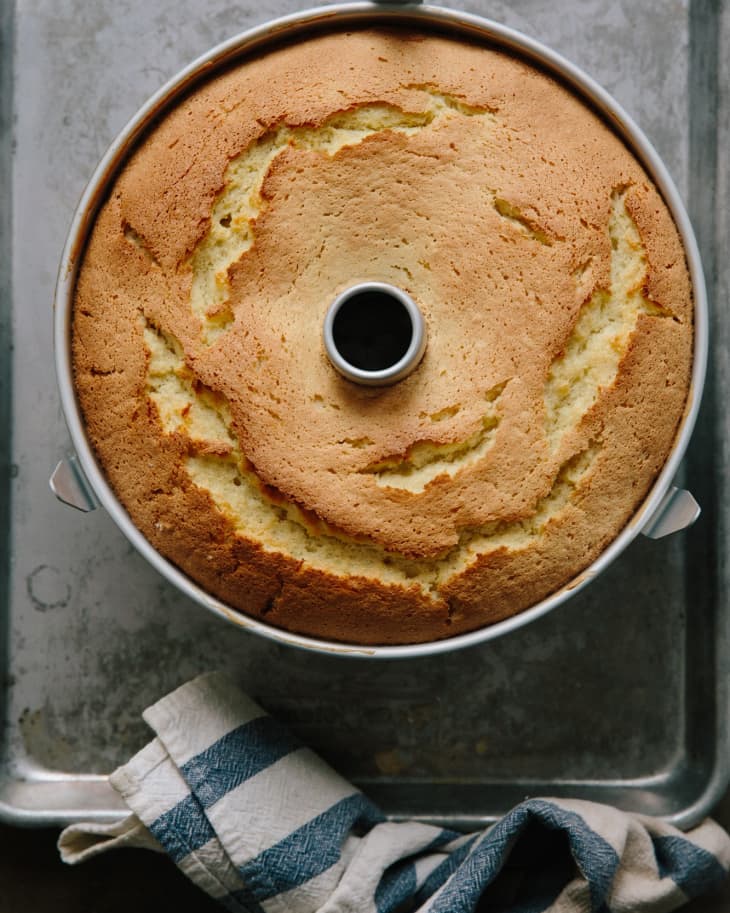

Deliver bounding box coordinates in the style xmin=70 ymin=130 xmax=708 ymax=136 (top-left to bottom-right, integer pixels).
xmin=59 ymin=672 xmax=730 ymax=911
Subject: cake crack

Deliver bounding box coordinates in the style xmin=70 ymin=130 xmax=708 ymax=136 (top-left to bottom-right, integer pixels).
xmin=493 ymin=197 xmax=555 ymax=245
xmin=188 ymin=91 xmax=498 ymax=346
xmin=142 ymin=316 xmax=599 ymax=595
xmin=544 ymin=187 xmax=675 ymax=450
xmin=123 ymin=222 xmax=161 ymax=267
xmin=360 ymin=381 xmax=508 ymax=493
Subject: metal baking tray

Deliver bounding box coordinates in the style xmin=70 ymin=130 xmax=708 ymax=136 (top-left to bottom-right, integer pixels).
xmin=1 ymin=0 xmax=728 ymax=830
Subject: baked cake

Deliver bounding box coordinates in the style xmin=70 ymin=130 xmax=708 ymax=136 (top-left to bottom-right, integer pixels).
xmin=71 ymin=28 xmax=693 ymax=644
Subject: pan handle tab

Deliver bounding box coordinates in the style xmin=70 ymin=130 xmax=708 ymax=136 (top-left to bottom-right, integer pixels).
xmin=641 ymin=486 xmax=700 ymax=539
xmin=50 ymin=454 xmax=98 ymax=513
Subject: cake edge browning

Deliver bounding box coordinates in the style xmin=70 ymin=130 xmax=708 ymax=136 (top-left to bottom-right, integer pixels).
xmin=70 ymin=28 xmax=694 ymax=646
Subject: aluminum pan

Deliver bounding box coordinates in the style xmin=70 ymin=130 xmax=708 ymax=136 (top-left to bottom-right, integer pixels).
xmin=53 ymin=2 xmax=708 ymax=659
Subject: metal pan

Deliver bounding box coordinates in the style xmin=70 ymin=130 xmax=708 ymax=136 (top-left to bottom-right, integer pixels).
xmin=52 ymin=1 xmax=707 ymax=658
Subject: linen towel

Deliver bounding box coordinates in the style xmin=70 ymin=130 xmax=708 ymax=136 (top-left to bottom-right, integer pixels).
xmin=59 ymin=672 xmax=730 ymax=911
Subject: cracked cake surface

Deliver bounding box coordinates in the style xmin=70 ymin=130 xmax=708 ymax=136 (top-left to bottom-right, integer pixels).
xmin=72 ymin=28 xmax=693 ymax=644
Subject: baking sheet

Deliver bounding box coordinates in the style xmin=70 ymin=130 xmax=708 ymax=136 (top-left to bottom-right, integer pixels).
xmin=1 ymin=0 xmax=728 ymax=829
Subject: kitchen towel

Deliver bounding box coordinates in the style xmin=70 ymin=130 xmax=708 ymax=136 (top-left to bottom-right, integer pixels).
xmin=59 ymin=672 xmax=730 ymax=911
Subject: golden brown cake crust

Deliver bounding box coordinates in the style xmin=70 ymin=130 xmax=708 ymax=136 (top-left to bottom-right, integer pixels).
xmin=72 ymin=28 xmax=693 ymax=644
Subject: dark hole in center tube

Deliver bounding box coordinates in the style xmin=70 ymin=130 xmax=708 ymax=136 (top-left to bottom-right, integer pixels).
xmin=332 ymin=290 xmax=413 ymax=372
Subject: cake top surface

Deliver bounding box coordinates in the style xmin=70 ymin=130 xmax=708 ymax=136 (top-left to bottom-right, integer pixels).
xmin=71 ymin=27 xmax=692 ymax=642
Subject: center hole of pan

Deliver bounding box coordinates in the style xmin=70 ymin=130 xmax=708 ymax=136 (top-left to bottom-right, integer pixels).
xmin=332 ymin=288 xmax=414 ymax=371
xmin=323 ymin=282 xmax=427 ymax=387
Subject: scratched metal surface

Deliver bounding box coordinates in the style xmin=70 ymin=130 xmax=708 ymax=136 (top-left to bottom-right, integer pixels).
xmin=0 ymin=0 xmax=727 ymax=828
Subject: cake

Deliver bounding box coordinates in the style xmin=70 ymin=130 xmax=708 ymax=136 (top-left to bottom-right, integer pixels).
xmin=71 ymin=27 xmax=693 ymax=644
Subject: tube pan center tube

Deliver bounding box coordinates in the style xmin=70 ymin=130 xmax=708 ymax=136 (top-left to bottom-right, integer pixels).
xmin=323 ymin=282 xmax=427 ymax=386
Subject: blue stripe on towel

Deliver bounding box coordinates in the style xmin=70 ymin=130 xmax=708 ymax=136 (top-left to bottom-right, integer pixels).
xmin=425 ymin=828 xmax=465 ymax=851
xmin=654 ymin=835 xmax=729 ymax=898
xmin=372 ymin=827 xmax=462 ymax=913
xmin=374 ymin=828 xmax=464 ymax=912
xmin=517 ymin=800 xmax=619 ymax=910
xmin=484 ymin=818 xmax=578 ymax=913
xmin=427 ymin=800 xmax=619 ymax=913
xmin=239 ymin=792 xmax=384 ymax=901
xmin=413 ymin=835 xmax=478 ymax=906
xmin=148 ymin=793 xmax=216 ymax=863
xmin=374 ymin=860 xmax=417 ymax=913
xmin=181 ymin=715 xmax=302 ymax=809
